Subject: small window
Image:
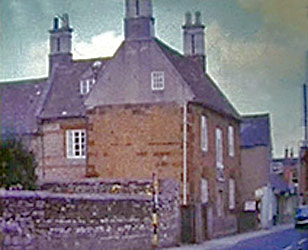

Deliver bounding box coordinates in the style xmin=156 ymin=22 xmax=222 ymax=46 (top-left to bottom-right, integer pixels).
xmin=200 ymin=178 xmax=208 ymax=204
xmin=200 ymin=115 xmax=208 ymax=152
xmin=229 ymin=178 xmax=235 ymax=210
xmin=216 ymin=128 xmax=223 ymax=169
xmin=228 ymin=126 xmax=234 ymax=157
xmin=80 ymin=79 xmax=95 ymax=95
xmin=66 ymin=129 xmax=86 ymax=159
xmin=151 ymin=71 xmax=165 ymax=91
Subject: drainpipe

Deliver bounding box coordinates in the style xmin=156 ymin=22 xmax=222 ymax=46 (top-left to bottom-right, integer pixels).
xmin=183 ymin=103 xmax=188 ymax=205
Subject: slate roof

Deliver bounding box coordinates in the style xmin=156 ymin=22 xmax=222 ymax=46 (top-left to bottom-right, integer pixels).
xmin=155 ymin=39 xmax=240 ymax=119
xmin=38 ymin=59 xmax=110 ymax=120
xmin=240 ymin=113 xmax=271 ymax=148
xmin=272 ymin=157 xmax=298 ymax=167
xmin=86 ymin=38 xmax=240 ymax=120
xmin=0 ymin=58 xmax=110 ymax=136
xmin=0 ymin=78 xmax=47 ymax=135
xmin=269 ymin=173 xmax=289 ymax=193
xmin=1 ymin=39 xmax=240 ymax=135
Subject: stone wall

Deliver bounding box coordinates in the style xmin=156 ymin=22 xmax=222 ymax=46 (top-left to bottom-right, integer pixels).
xmin=39 ymin=179 xmax=153 ymax=196
xmin=39 ymin=118 xmax=87 ymax=181
xmin=0 ymin=179 xmax=180 ymax=250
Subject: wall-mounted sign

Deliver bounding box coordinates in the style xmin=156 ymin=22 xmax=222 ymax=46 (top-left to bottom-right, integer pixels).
xmin=244 ymin=200 xmax=256 ymax=211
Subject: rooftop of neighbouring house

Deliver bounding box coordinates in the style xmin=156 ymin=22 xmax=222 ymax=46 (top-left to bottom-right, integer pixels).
xmin=240 ymin=113 xmax=271 ymax=148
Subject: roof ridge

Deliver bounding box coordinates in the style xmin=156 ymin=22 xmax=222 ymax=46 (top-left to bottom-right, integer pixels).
xmin=242 ymin=113 xmax=270 ymax=119
xmin=73 ymin=57 xmax=112 ymax=63
xmin=0 ymin=77 xmax=48 ymax=86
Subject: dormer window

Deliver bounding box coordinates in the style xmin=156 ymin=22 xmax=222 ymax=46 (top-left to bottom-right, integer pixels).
xmin=80 ymin=78 xmax=95 ymax=95
xmin=151 ymin=71 xmax=165 ymax=91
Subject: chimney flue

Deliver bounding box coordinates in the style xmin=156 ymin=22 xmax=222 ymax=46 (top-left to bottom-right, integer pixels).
xmin=53 ymin=17 xmax=59 ymax=30
xmin=285 ymin=147 xmax=289 ymax=160
xmin=62 ymin=13 xmax=69 ymax=29
xmin=185 ymin=12 xmax=192 ymax=26
xmin=195 ymin=11 xmax=201 ymax=25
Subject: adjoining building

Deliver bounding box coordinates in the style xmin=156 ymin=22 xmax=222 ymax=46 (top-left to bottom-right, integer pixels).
xmin=239 ymin=113 xmax=274 ymax=231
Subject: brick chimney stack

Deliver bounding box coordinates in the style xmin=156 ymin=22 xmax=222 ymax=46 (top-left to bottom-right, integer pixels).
xmin=182 ymin=11 xmax=206 ymax=72
xmin=124 ymin=0 xmax=155 ymax=40
xmin=49 ymin=13 xmax=73 ymax=75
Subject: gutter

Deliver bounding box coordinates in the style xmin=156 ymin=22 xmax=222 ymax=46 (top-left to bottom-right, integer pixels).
xmin=183 ymin=103 xmax=187 ymax=205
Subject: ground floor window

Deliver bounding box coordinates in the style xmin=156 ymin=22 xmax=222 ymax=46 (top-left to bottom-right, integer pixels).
xmin=217 ymin=190 xmax=224 ymax=217
xmin=229 ymin=178 xmax=235 ymax=210
xmin=66 ymin=129 xmax=86 ymax=159
xmin=200 ymin=178 xmax=209 ymax=204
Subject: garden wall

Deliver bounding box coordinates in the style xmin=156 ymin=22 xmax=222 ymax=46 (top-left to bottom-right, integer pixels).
xmin=0 ymin=179 xmax=180 ymax=250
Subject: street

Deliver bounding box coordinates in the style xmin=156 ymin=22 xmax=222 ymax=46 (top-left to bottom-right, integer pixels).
xmin=164 ymin=225 xmax=308 ymax=250
xmin=225 ymin=228 xmax=308 ymax=250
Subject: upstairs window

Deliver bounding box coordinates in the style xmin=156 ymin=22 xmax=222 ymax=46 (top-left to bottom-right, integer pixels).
xmin=200 ymin=115 xmax=208 ymax=152
xmin=216 ymin=128 xmax=223 ymax=169
xmin=80 ymin=79 xmax=95 ymax=95
xmin=228 ymin=125 xmax=234 ymax=157
xmin=66 ymin=129 xmax=86 ymax=159
xmin=151 ymin=71 xmax=165 ymax=91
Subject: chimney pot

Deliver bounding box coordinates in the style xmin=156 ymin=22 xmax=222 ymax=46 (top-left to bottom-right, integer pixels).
xmin=62 ymin=13 xmax=69 ymax=28
xmin=53 ymin=17 xmax=59 ymax=30
xmin=285 ymin=147 xmax=289 ymax=159
xmin=195 ymin=11 xmax=202 ymax=25
xmin=185 ymin=12 xmax=192 ymax=26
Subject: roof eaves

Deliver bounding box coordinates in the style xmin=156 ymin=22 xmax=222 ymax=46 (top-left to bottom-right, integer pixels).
xmin=189 ymin=100 xmax=241 ymax=122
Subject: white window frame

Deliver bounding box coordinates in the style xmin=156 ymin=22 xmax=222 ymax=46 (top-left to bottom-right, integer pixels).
xmin=80 ymin=79 xmax=95 ymax=95
xmin=151 ymin=71 xmax=165 ymax=91
xmin=66 ymin=129 xmax=86 ymax=159
xmin=200 ymin=115 xmax=208 ymax=152
xmin=229 ymin=178 xmax=235 ymax=210
xmin=215 ymin=128 xmax=223 ymax=169
xmin=228 ymin=125 xmax=234 ymax=157
xmin=200 ymin=178 xmax=209 ymax=204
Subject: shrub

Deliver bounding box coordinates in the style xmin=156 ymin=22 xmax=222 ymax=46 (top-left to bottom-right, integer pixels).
xmin=0 ymin=137 xmax=37 ymax=190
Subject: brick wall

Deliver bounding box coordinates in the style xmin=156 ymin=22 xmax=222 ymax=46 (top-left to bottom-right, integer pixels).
xmin=86 ymin=103 xmax=183 ymax=186
xmin=0 ymin=179 xmax=180 ymax=249
xmin=240 ymin=146 xmax=270 ymax=202
xmin=187 ymin=103 xmax=240 ymax=239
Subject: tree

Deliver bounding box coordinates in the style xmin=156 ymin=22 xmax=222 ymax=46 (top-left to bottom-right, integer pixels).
xmin=0 ymin=137 xmax=37 ymax=190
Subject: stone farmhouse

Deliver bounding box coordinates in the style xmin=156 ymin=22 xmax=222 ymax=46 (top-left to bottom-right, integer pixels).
xmin=1 ymin=0 xmax=242 ymax=240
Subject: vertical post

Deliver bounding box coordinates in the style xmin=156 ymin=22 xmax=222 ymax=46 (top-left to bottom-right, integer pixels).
xmin=183 ymin=103 xmax=188 ymax=205
xmin=152 ymin=172 xmax=159 ymax=248
xmin=304 ymin=84 xmax=308 ymax=142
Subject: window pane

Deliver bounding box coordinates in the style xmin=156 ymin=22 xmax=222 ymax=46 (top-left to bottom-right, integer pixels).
xmin=151 ymin=71 xmax=165 ymax=91
xmin=66 ymin=129 xmax=86 ymax=159
xmin=201 ymin=116 xmax=208 ymax=152
xmin=216 ymin=128 xmax=223 ymax=169
xmin=228 ymin=126 xmax=234 ymax=157
xmin=229 ymin=179 xmax=235 ymax=209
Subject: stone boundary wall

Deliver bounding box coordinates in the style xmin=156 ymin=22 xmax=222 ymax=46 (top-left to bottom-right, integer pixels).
xmin=0 ymin=179 xmax=180 ymax=250
xmin=39 ymin=179 xmax=153 ymax=196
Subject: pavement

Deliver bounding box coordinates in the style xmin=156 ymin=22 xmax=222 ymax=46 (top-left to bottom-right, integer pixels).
xmin=162 ymin=223 xmax=294 ymax=250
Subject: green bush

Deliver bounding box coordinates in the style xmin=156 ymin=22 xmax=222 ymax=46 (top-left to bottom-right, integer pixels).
xmin=0 ymin=138 xmax=37 ymax=190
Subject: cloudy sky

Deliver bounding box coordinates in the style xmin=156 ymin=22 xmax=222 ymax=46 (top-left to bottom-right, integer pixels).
xmin=1 ymin=0 xmax=308 ymax=157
